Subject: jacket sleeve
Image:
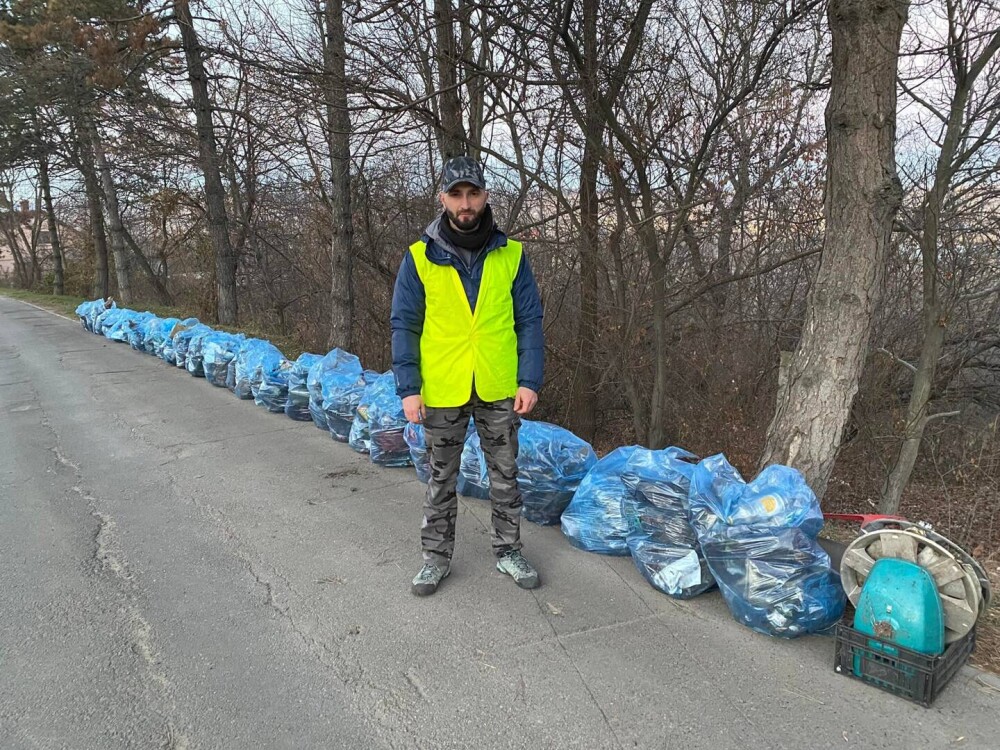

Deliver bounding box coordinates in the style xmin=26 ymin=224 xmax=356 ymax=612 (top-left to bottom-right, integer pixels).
xmin=512 ymin=251 xmax=544 ymax=393
xmin=390 ymin=251 xmax=425 ymax=398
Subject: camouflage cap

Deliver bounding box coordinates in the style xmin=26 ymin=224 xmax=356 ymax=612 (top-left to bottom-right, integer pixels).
xmin=440 ymin=156 xmax=486 ymax=192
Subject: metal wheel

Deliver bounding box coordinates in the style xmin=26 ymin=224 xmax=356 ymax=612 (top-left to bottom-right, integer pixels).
xmin=861 ymin=518 xmax=992 ymax=613
xmin=841 ymin=528 xmax=981 ymax=643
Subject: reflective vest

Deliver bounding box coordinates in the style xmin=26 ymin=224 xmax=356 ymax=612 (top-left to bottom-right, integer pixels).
xmin=409 ymin=239 xmax=521 ymax=407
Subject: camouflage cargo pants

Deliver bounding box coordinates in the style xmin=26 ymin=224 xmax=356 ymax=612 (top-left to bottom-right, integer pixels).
xmin=421 ymin=396 xmax=522 ymax=565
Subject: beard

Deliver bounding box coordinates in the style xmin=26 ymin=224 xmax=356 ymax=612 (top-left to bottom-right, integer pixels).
xmin=445 ymin=205 xmax=485 ymax=232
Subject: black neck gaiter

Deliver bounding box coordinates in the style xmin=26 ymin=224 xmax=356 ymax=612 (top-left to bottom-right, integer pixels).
xmin=441 ymin=204 xmax=495 ymax=252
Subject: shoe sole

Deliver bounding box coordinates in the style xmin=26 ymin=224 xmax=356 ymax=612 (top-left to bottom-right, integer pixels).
xmin=411 ymin=567 xmax=450 ymax=596
xmin=496 ymin=563 xmax=540 ymax=590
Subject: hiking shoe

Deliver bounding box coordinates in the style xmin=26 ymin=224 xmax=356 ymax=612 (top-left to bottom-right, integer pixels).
xmin=496 ymin=550 xmax=540 ymax=589
xmin=411 ymin=563 xmax=450 ymax=596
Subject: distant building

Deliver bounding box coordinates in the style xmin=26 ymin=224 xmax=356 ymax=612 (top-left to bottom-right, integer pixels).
xmin=0 ymin=199 xmax=58 ymax=282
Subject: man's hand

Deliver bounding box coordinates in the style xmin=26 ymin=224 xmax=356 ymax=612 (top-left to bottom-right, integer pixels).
xmin=403 ymin=394 xmax=426 ymax=424
xmin=513 ymin=387 xmax=538 ymax=415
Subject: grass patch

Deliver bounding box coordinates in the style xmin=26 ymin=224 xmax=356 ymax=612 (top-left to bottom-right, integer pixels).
xmin=0 ymin=288 xmax=90 ymax=319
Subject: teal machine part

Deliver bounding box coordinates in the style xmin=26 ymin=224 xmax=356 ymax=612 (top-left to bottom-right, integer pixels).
xmin=853 ymin=558 xmax=944 ymax=677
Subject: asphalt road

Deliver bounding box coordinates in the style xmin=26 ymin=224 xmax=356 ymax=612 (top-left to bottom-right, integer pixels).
xmin=1 ymin=295 xmax=998 ymax=750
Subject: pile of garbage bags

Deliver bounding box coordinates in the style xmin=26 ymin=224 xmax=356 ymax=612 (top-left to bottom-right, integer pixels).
xmin=687 ymin=455 xmax=845 ymax=637
xmin=621 ymin=447 xmax=715 ymax=599
xmin=72 ymin=296 xmax=846 ymax=642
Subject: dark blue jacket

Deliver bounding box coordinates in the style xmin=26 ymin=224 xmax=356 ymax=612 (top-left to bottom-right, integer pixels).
xmin=391 ymin=213 xmax=544 ymax=400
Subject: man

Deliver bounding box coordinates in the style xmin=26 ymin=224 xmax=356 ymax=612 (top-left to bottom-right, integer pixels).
xmin=391 ymin=156 xmax=544 ymax=596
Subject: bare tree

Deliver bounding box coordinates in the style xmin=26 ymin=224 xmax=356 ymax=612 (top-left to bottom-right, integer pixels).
xmin=880 ymin=0 xmax=1000 ymax=513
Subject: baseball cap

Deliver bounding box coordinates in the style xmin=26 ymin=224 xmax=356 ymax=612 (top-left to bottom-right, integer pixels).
xmin=440 ymin=156 xmax=486 ymax=192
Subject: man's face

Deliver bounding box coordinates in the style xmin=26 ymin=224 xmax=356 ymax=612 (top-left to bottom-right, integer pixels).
xmin=440 ymin=183 xmax=488 ymax=231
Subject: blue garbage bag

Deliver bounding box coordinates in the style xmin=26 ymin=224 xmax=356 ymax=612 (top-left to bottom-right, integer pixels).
xmin=285 ymin=353 xmax=321 ymax=421
xmin=458 ymin=428 xmax=491 ymax=499
xmin=304 ymin=353 xmax=365 ymax=433
xmin=621 ymin=447 xmax=715 ymax=599
xmin=324 ymin=367 xmax=377 ymax=442
xmin=404 ymin=422 xmax=429 ymax=481
xmin=158 ymin=318 xmax=196 ymax=364
xmin=254 ymin=350 xmax=292 ymax=412
xmin=560 ymin=446 xmax=641 ymax=555
xmin=306 ymin=349 xmax=363 ymax=436
xmin=687 ymin=454 xmax=846 ymax=638
xmin=125 ymin=312 xmax=156 ymax=351
xmin=75 ymin=299 xmax=106 ymax=331
xmin=366 ymin=373 xmax=412 ymax=467
xmin=317 ymin=352 xmax=369 ymax=441
xmin=90 ymin=300 xmax=112 ymax=332
xmin=231 ymin=338 xmax=271 ymax=399
xmin=173 ymin=322 xmax=211 ymax=370
xmin=202 ymin=332 xmax=243 ymax=387
xmin=140 ymin=316 xmax=169 ymax=354
xmin=88 ymin=300 xmax=112 ymax=332
xmin=186 ymin=327 xmax=216 ymax=377
xmin=516 ymin=421 xmax=597 ymax=525
xmin=349 ymin=377 xmax=380 ymax=454
xmin=74 ymin=299 xmax=91 ymax=330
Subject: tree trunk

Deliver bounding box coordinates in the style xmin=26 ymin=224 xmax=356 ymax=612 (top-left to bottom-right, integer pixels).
xmin=176 ymin=0 xmax=239 ymax=325
xmin=29 ymin=206 xmax=43 ymax=287
xmin=433 ymin=0 xmax=466 ymax=159
xmin=459 ymin=0 xmax=485 ymax=160
xmin=644 ymin=208 xmax=672 ymax=449
xmin=38 ymin=154 xmax=64 ymax=296
xmin=93 ymin=130 xmax=134 ymax=304
xmin=879 ymin=303 xmax=946 ymax=513
xmin=760 ymin=0 xmax=909 ymax=498
xmin=77 ymin=123 xmax=110 ymax=299
xmin=323 ymin=0 xmax=355 ymax=351
xmin=567 ymin=0 xmax=601 ymax=442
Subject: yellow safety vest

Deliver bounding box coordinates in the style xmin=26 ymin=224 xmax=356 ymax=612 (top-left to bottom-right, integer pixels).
xmin=409 ymin=239 xmax=522 ymax=407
